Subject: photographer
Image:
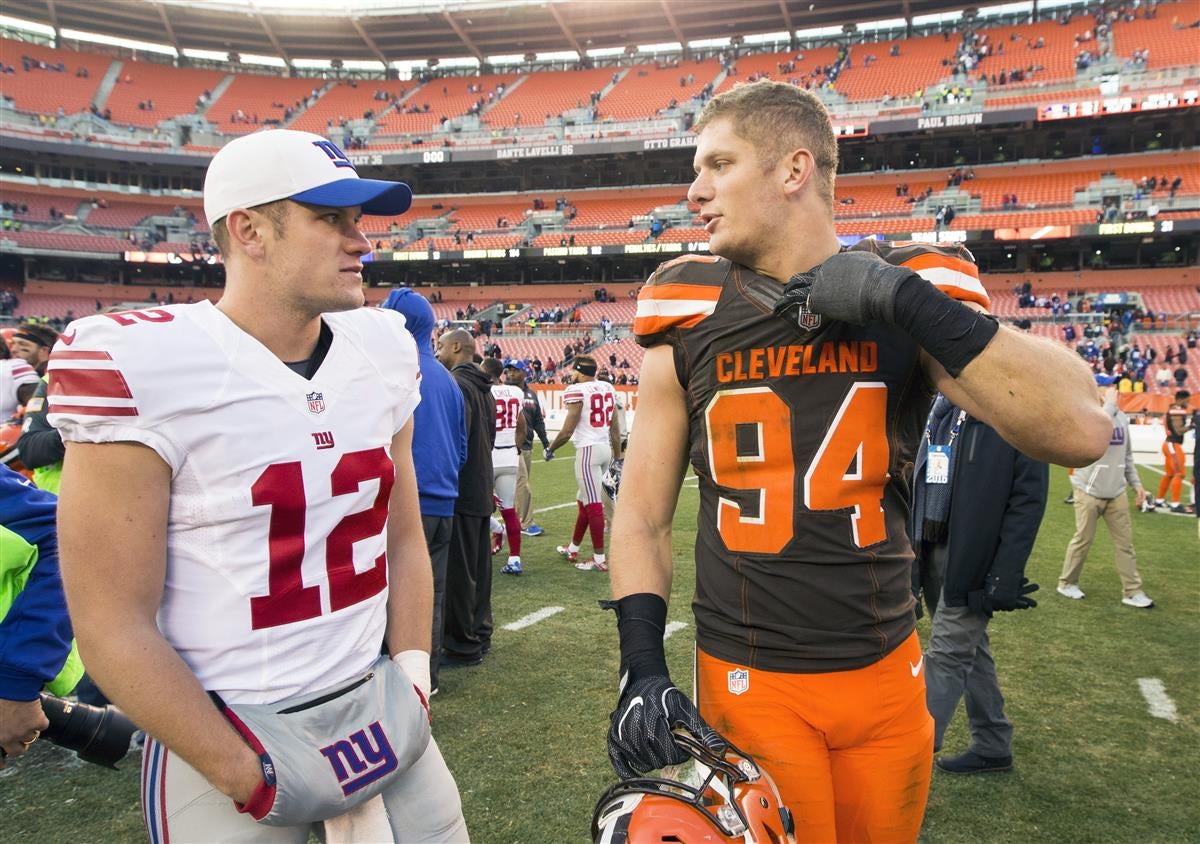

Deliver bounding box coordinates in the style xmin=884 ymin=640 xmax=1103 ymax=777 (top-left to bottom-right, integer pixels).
xmin=0 ymin=464 xmax=83 ymax=767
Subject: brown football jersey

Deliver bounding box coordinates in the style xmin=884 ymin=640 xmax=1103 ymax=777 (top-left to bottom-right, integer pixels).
xmin=633 ymin=239 xmax=988 ymax=672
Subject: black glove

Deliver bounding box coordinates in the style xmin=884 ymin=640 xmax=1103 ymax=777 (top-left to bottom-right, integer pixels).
xmin=967 ymin=574 xmax=1039 ymax=615
xmin=543 ymin=447 xmax=554 ymax=461
xmin=774 ymin=250 xmax=999 ymax=378
xmin=778 ymin=251 xmax=908 ymax=326
xmin=601 ymin=594 xmax=725 ymax=779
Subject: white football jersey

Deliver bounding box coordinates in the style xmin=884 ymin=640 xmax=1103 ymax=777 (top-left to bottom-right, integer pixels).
xmin=0 ymin=358 xmax=40 ymax=419
xmin=563 ymin=378 xmax=616 ymax=447
xmin=491 ymin=383 xmax=523 ymax=469
xmin=49 ymin=302 xmax=421 ymax=705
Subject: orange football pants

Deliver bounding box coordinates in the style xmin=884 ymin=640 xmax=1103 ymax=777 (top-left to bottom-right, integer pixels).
xmin=696 ymin=633 xmax=933 ymax=844
xmin=1157 ymin=442 xmax=1185 ymax=503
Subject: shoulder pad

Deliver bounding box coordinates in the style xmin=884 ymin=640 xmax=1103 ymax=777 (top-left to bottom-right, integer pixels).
xmin=852 ymin=239 xmax=989 ymax=310
xmin=633 ymin=255 xmax=729 ymax=341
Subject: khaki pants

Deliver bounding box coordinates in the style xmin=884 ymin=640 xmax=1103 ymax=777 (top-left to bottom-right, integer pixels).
xmin=515 ymin=448 xmax=534 ymax=527
xmin=1059 ymin=489 xmax=1142 ymax=597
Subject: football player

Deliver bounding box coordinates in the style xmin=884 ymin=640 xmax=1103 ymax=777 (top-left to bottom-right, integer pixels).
xmin=51 ymin=130 xmax=467 ymax=841
xmin=546 ymin=355 xmax=622 ymax=571
xmin=0 ymin=338 xmax=39 ymax=422
xmin=482 ymin=357 xmax=527 ymax=574
xmin=604 ymin=81 xmax=1110 ymax=843
xmin=1155 ymin=390 xmax=1191 ymax=513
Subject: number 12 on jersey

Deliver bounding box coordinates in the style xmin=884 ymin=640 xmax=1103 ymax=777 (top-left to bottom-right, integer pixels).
xmin=705 ymin=382 xmax=890 ymax=554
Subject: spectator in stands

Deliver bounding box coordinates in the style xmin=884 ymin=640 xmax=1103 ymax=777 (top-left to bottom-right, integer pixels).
xmin=1174 ymin=365 xmax=1189 ymax=388
xmin=1155 ymin=364 xmax=1173 ymax=389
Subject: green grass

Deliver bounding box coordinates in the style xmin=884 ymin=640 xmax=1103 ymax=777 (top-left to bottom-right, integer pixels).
xmin=3 ymin=458 xmax=1197 ymax=843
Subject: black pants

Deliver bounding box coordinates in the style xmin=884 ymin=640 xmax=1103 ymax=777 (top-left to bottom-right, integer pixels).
xmin=422 ymin=514 xmax=453 ymax=689
xmin=442 ymin=513 xmax=491 ymax=660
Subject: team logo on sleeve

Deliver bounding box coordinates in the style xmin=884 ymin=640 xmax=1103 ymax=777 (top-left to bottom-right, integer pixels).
xmin=306 ymin=391 xmax=326 ymax=415
xmin=727 ymin=669 xmax=750 ymax=696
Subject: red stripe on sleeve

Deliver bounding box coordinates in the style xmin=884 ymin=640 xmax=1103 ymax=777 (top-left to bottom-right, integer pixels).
xmin=50 ymin=367 xmax=135 ymax=399
xmin=49 ymin=403 xmax=139 ymax=417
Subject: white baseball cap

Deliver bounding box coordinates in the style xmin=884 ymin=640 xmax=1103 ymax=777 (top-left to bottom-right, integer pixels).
xmin=202 ymin=129 xmax=412 ymax=227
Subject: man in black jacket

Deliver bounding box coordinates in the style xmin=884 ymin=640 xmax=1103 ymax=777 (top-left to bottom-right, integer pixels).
xmin=436 ymin=329 xmax=495 ymax=668
xmin=912 ymin=395 xmax=1048 ymax=775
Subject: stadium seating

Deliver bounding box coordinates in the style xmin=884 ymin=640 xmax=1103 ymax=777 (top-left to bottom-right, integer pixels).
xmin=590 ymin=337 xmax=645 ymax=372
xmin=0 ymin=38 xmax=110 ymax=116
xmin=971 ymin=17 xmax=1088 ymax=86
xmin=1110 ymin=2 xmax=1200 ymax=69
xmin=289 ymin=80 xmax=414 ymax=135
xmin=102 ymin=60 xmax=227 ymax=128
xmin=600 ymin=60 xmax=721 ymax=121
xmin=483 ymin=67 xmax=616 ymax=129
xmin=375 ymin=73 xmax=517 ymax=136
xmin=837 ymin=34 xmax=958 ymax=101
xmin=716 ymin=47 xmax=842 ymax=94
xmin=210 ymin=74 xmax=321 ymax=134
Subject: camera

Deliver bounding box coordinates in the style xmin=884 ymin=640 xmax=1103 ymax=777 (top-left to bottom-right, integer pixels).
xmin=39 ymin=693 xmax=138 ymax=769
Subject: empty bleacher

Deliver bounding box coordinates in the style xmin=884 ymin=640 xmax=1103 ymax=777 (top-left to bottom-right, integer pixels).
xmin=210 ymin=74 xmax=321 ymax=133
xmin=484 ymin=67 xmax=615 ymax=129
xmin=102 ymin=60 xmax=227 ymax=128
xmin=837 ymin=34 xmax=958 ymax=101
xmin=1110 ymin=2 xmax=1200 ymax=69
xmin=600 ymin=60 xmax=721 ymax=121
xmin=376 ymin=73 xmax=517 ymax=136
xmin=716 ymin=47 xmax=842 ymax=94
xmin=289 ymin=80 xmax=413 ymax=135
xmin=0 ymin=38 xmax=109 ymax=116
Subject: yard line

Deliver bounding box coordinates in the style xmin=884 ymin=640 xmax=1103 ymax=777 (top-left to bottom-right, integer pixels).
xmin=1136 ymin=678 xmax=1179 ymax=723
xmin=1136 ymin=463 xmax=1194 ymax=488
xmin=663 ymin=621 xmax=689 ymax=640
xmin=502 ymin=606 xmax=565 ymax=631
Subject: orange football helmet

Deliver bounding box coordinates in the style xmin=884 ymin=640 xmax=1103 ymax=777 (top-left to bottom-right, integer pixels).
xmin=592 ymin=733 xmax=795 ymax=844
xmin=0 ymin=420 xmax=32 ymax=479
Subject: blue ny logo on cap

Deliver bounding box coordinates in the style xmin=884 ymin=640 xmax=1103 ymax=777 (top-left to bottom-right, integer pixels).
xmin=311 ymin=140 xmax=357 ymax=170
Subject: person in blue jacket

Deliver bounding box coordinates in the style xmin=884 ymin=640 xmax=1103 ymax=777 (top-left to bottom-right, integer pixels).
xmin=0 ymin=464 xmax=83 ymax=766
xmin=381 ymin=288 xmax=467 ymax=694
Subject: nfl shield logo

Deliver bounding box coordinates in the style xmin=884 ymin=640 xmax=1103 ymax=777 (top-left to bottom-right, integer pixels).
xmin=306 ymin=391 xmax=326 ymax=415
xmin=797 ymin=306 xmax=822 ymax=331
xmin=727 ymin=668 xmax=750 ymax=696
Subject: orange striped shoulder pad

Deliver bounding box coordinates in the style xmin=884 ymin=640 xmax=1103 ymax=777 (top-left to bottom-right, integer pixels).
xmin=852 ymin=238 xmax=990 ymax=310
xmin=633 ymin=255 xmax=730 ymax=339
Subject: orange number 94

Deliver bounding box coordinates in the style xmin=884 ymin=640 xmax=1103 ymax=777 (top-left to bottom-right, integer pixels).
xmin=705 ymin=382 xmax=890 ymax=554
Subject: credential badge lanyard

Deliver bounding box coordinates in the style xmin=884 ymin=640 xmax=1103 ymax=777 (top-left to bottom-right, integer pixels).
xmin=925 ymin=409 xmax=967 ymax=485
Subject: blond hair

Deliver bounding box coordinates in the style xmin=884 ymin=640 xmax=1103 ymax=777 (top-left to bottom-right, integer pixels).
xmin=693 ymin=80 xmax=838 ymax=207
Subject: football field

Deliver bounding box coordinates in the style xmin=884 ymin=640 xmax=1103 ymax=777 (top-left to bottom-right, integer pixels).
xmin=3 ymin=455 xmax=1197 ymax=843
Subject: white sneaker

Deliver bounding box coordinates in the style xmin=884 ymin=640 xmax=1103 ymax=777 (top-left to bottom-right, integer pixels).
xmin=1121 ymin=591 xmax=1154 ymax=608
xmin=1056 ymin=584 xmax=1086 ymax=600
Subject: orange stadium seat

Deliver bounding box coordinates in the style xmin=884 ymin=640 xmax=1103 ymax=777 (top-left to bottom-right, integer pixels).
xmin=600 ymin=60 xmax=721 ymax=121
xmin=836 ymin=34 xmax=958 ymax=101
xmin=484 ymin=67 xmax=615 ymax=129
xmin=102 ymin=60 xmax=227 ymax=128
xmin=210 ymin=74 xmax=322 ymax=134
xmin=0 ymin=38 xmax=110 ymax=116
xmin=2 ymin=231 xmax=130 ymax=252
xmin=716 ymin=47 xmax=842 ymax=94
xmin=590 ymin=337 xmax=645 ymax=372
xmin=1111 ymin=2 xmax=1200 ymax=69
xmin=290 ymin=79 xmax=414 ymax=135
xmin=971 ymin=17 xmax=1089 ymax=86
xmin=376 ymin=73 xmax=517 ymax=136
